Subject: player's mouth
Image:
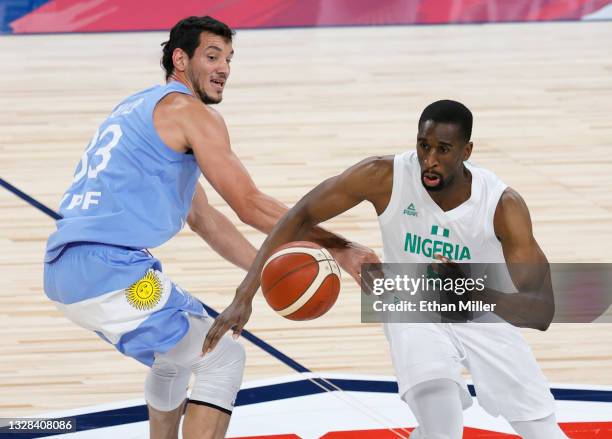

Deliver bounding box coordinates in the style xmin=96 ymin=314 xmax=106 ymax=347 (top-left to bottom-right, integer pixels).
xmin=210 ymin=78 xmax=225 ymax=92
xmin=422 ymin=171 xmax=442 ymax=187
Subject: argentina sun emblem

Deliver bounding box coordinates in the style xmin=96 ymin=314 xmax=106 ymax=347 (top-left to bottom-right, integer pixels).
xmin=125 ymin=270 xmax=163 ymax=310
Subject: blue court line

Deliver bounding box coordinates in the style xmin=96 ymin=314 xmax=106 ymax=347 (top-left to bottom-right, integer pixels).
xmin=0 ymin=178 xmax=311 ymax=376
xmin=2 ymin=378 xmax=611 ymax=438
xmin=0 ymin=178 xmax=61 ymax=220
xmin=201 ymin=303 xmax=310 ymax=373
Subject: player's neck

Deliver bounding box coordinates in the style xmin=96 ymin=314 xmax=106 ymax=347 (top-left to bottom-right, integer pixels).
xmin=167 ymin=73 xmax=197 ymax=98
xmin=427 ymin=166 xmax=472 ymax=212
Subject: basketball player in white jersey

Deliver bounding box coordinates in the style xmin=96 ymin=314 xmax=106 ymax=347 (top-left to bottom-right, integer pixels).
xmin=207 ymin=100 xmax=569 ymax=438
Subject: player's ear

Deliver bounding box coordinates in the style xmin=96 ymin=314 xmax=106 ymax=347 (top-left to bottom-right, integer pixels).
xmin=463 ymin=141 xmax=473 ymax=161
xmin=172 ymin=48 xmax=188 ymax=73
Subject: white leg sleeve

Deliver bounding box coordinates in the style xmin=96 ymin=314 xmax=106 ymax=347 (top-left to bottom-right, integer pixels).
xmin=510 ymin=413 xmax=569 ymax=439
xmin=145 ymin=359 xmax=191 ymax=412
xmin=145 ymin=314 xmax=245 ymax=413
xmin=403 ymin=378 xmax=464 ymax=439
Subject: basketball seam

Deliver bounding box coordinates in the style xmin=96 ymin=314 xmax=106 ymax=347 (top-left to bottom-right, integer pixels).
xmin=263 ymin=247 xmax=326 ymax=271
xmin=262 ymin=259 xmax=320 ymax=295
xmin=285 ymin=264 xmax=339 ymax=320
xmin=277 ymin=260 xmax=339 ymax=317
xmin=270 ymin=266 xmax=321 ymax=315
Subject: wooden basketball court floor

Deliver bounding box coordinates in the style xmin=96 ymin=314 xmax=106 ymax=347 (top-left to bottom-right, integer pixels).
xmin=1 ymin=19 xmax=611 ymax=431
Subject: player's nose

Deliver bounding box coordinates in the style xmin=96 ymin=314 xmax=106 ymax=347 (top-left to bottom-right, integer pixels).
xmin=424 ymin=149 xmax=439 ymax=167
xmin=217 ymin=60 xmax=230 ymax=75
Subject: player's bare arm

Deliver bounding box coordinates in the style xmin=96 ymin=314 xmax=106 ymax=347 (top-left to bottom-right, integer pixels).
xmin=157 ymin=94 xmax=377 ymax=283
xmin=155 ymin=92 xmax=285 ymax=230
xmin=202 ymin=156 xmax=392 ymax=353
xmin=434 ymin=187 xmax=555 ymax=330
xmin=488 ymin=188 xmax=555 ymax=330
xmin=187 ymin=183 xmax=257 ymax=271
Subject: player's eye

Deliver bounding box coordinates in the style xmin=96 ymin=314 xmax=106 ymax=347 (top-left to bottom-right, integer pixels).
xmin=226 ymin=58 xmax=232 ymax=64
xmin=207 ymin=55 xmax=217 ymax=61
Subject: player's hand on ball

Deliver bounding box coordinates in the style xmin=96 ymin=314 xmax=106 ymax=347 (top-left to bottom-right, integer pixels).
xmin=332 ymin=241 xmax=381 ymax=286
xmin=432 ymin=254 xmax=466 ymax=280
xmin=202 ymin=296 xmax=252 ymax=354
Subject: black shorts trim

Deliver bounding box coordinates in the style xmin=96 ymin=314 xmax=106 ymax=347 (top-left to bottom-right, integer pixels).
xmin=187 ymin=399 xmax=232 ymax=416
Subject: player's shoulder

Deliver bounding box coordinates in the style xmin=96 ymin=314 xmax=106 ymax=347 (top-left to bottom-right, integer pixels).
xmin=494 ymin=187 xmax=530 ymax=228
xmin=341 ymin=155 xmax=394 ymax=195
xmin=353 ymin=155 xmax=394 ymax=178
xmin=359 ymin=155 xmax=394 ymax=166
xmin=498 ymin=187 xmax=527 ymax=210
xmin=158 ymin=92 xmax=225 ymax=125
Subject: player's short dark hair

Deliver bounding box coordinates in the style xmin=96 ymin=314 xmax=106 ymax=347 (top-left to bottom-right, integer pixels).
xmin=161 ymin=16 xmax=235 ymax=80
xmin=418 ymin=100 xmax=473 ymax=143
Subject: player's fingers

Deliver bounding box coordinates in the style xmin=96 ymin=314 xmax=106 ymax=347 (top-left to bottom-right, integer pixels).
xmin=430 ymin=258 xmax=443 ymax=275
xmin=232 ymin=322 xmax=245 ymax=340
xmin=201 ymin=329 xmax=216 ymax=355
xmin=203 ymin=329 xmax=222 ymax=354
xmin=359 ymin=270 xmax=375 ymax=296
xmin=434 ymin=253 xmax=450 ymax=263
xmin=202 ymin=319 xmax=228 ymax=354
xmin=361 ymin=261 xmax=384 ymax=296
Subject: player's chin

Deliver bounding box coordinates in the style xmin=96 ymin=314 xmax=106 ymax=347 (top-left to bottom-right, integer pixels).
xmin=203 ymin=91 xmax=223 ymax=105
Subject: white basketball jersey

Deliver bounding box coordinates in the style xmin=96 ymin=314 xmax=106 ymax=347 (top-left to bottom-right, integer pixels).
xmin=378 ymin=151 xmax=508 ymax=265
xmin=377 ymin=151 xmax=519 ymax=308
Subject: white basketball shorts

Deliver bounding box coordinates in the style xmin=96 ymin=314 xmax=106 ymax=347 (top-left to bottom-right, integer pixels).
xmin=384 ymin=322 xmax=555 ymax=422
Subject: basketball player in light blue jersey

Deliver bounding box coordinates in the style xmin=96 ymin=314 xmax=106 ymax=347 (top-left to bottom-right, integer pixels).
xmin=214 ymin=101 xmax=569 ymax=438
xmin=44 ymin=16 xmax=378 ymax=439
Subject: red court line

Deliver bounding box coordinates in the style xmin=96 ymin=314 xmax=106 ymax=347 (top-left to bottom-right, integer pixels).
xmin=231 ymin=435 xmax=302 ymax=439
xmin=560 ymin=422 xmax=612 ymax=437
xmin=321 ymin=422 xmax=612 ymax=438
xmin=321 ymin=427 xmax=516 ymax=438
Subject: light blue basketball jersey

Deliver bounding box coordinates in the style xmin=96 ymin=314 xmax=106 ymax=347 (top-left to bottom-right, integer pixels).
xmin=45 ymin=81 xmax=200 ymax=262
xmin=43 ymin=82 xmax=206 ymax=366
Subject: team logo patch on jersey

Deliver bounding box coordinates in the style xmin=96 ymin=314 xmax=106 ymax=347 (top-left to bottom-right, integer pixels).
xmin=125 ymin=270 xmax=163 ymax=310
xmin=403 ymin=203 xmax=418 ymax=217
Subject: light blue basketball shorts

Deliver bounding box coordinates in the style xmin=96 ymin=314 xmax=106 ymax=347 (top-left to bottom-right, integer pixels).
xmin=43 ymin=242 xmax=206 ymax=366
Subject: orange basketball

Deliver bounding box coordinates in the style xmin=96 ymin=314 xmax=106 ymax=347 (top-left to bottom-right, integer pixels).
xmin=261 ymin=241 xmax=341 ymax=321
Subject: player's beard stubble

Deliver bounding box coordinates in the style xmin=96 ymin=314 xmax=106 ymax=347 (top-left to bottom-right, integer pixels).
xmin=187 ymin=67 xmax=222 ymax=105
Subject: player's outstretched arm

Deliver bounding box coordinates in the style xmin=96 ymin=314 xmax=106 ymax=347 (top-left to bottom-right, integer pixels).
xmin=178 ymin=100 xmax=296 ymax=233
xmin=177 ymin=100 xmax=377 ymax=283
xmin=202 ymin=157 xmax=391 ymax=353
xmin=187 ymin=183 xmax=257 ymax=271
xmin=486 ymin=188 xmax=555 ymax=330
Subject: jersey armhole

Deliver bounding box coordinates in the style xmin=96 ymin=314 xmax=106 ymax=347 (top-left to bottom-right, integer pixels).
xmin=149 ymin=88 xmax=195 ymax=162
xmin=378 ymin=153 xmax=406 ymax=225
xmin=487 ymin=182 xmax=508 ymax=243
